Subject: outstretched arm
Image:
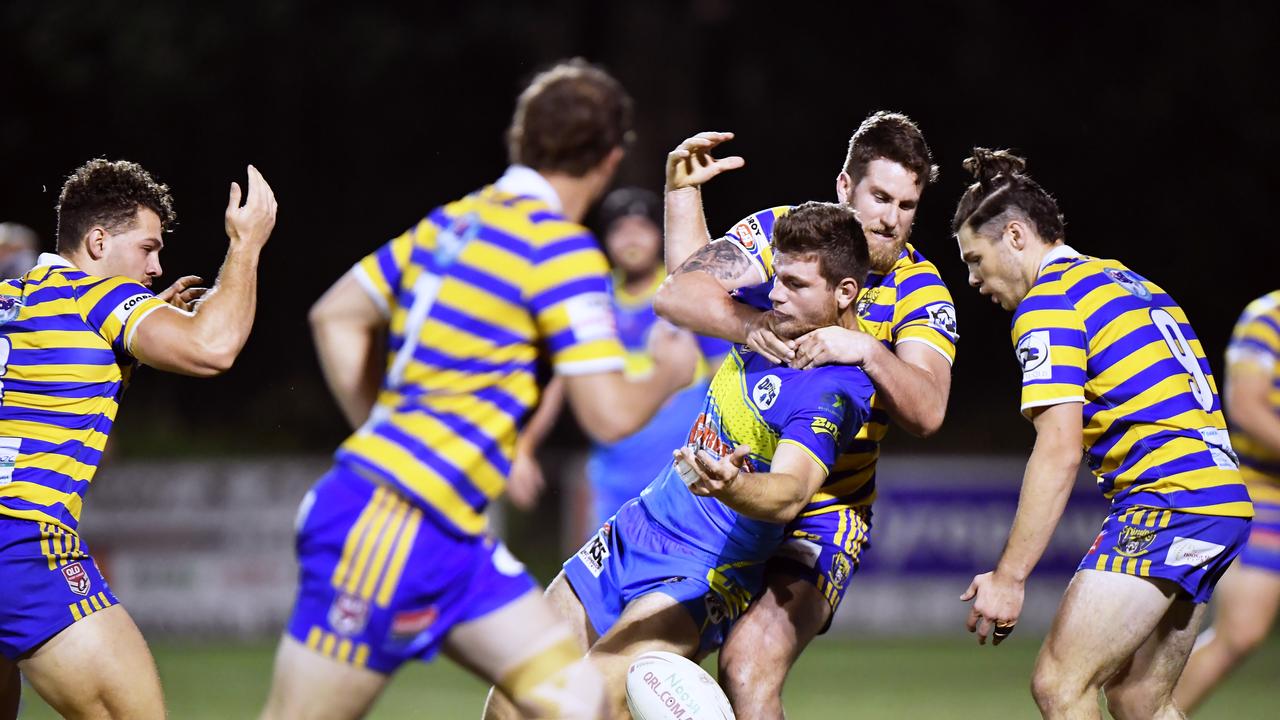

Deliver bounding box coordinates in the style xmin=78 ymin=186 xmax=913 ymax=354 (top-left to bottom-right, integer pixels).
xmin=132 ymin=166 xmax=277 ymax=377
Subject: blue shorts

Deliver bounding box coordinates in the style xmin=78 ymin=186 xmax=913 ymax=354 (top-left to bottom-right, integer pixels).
xmin=769 ymin=506 xmax=873 ymax=626
xmin=1079 ymin=506 xmax=1250 ymax=603
xmin=286 ymin=464 xmax=536 ymax=674
xmin=1239 ymin=496 xmax=1280 ymax=573
xmin=563 ymin=498 xmax=764 ymax=655
xmin=0 ymin=518 xmax=119 ymax=660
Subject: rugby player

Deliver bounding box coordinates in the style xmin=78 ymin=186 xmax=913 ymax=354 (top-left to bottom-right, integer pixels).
xmin=508 ymin=187 xmax=729 ymax=527
xmin=258 ymin=59 xmax=698 ymax=720
xmin=0 ymin=159 xmax=277 ymax=719
xmin=1174 ymin=290 xmax=1280 ymax=713
xmin=486 ymin=201 xmax=877 ymax=719
xmin=954 ymin=148 xmax=1252 ymax=719
xmin=654 ymin=113 xmax=958 ymax=717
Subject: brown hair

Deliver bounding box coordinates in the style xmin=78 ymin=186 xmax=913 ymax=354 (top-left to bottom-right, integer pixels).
xmin=772 ymin=202 xmax=870 ymax=289
xmin=506 ymin=58 xmax=635 ymax=177
xmin=951 ymin=148 xmax=1064 ymax=243
xmin=56 ymin=159 xmax=175 ymax=252
xmin=842 ymin=111 xmax=939 ymax=189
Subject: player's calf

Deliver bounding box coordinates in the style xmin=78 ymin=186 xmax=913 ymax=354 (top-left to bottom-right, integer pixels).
xmin=496 ymin=642 xmax=603 ymax=720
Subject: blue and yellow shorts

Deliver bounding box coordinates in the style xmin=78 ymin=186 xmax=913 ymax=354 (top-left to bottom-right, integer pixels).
xmin=286 ymin=464 xmax=536 ymax=674
xmin=563 ymin=498 xmax=764 ymax=655
xmin=1079 ymin=506 xmax=1250 ymax=604
xmin=1239 ymin=486 xmax=1280 ymax=573
xmin=768 ymin=506 xmax=872 ymax=626
xmin=0 ymin=517 xmax=118 ymax=660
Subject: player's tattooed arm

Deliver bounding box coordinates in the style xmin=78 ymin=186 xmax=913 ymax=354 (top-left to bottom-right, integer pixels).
xmin=672 ymin=239 xmax=756 ymax=284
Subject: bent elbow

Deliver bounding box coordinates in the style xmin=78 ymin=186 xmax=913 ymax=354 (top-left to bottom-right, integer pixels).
xmin=653 ymin=281 xmax=681 ymax=324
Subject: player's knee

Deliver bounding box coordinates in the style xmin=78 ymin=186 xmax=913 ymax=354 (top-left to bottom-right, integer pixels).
xmin=1220 ymin=619 xmax=1271 ymax=658
xmin=1030 ymin=657 xmax=1089 ymax=714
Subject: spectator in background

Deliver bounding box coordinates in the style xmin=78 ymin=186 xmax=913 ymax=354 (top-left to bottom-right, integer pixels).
xmin=0 ymin=223 xmax=39 ymax=278
xmin=509 ymin=187 xmax=728 ymax=536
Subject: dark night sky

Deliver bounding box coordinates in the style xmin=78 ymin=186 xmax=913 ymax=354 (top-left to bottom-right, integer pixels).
xmin=3 ymin=1 xmax=1277 ymax=457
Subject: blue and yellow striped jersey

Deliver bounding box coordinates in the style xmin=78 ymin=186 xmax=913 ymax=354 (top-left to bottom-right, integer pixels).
xmin=1226 ymin=290 xmax=1280 ymax=503
xmin=641 ymin=346 xmax=874 ymax=560
xmin=0 ymin=254 xmax=169 ymax=532
xmin=1012 ymin=245 xmax=1251 ymax=517
xmin=716 ymin=206 xmax=959 ymax=515
xmin=338 ymin=166 xmax=626 ymax=538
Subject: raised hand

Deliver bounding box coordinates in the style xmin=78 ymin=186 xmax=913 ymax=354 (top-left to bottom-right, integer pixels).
xmin=156 ymin=275 xmax=208 ymax=312
xmin=225 ymin=165 xmax=278 ymax=250
xmin=666 ymin=131 xmax=746 ymax=192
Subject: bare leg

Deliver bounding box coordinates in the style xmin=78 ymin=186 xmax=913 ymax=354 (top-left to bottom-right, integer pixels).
xmin=481 ymin=573 xmax=598 ymax=720
xmin=586 ymin=591 xmax=702 ymax=719
xmin=1103 ymin=598 xmax=1204 ymax=719
xmin=18 ymin=605 xmax=164 ymax=720
xmin=1031 ymin=570 xmax=1183 ymax=720
xmin=449 ymin=588 xmax=604 ymax=719
xmin=718 ymin=572 xmax=830 ymax=720
xmin=258 ymin=635 xmax=389 ymax=720
xmin=1174 ymin=563 xmax=1280 ymax=713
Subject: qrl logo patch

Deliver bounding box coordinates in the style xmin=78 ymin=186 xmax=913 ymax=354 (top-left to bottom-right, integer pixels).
xmin=328 ymin=593 xmax=370 ymax=637
xmin=576 ymin=524 xmax=611 ymax=578
xmin=1015 ymin=331 xmax=1052 ymax=382
xmin=61 ymin=561 xmax=91 ymax=596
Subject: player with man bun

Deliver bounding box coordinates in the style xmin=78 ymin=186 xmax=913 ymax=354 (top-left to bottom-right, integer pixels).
xmin=954 ymin=148 xmax=1252 ymax=719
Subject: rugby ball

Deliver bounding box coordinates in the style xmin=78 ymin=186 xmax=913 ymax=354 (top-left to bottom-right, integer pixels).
xmin=626 ymin=651 xmax=735 ymax=720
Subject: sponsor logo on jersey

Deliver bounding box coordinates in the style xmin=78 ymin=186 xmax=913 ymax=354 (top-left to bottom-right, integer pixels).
xmin=1165 ymin=537 xmax=1227 ymax=567
xmin=925 ymin=302 xmax=958 ymax=336
xmin=811 ymin=416 xmax=839 ymax=440
xmin=564 ymin=292 xmax=617 ymax=343
xmin=752 ymin=374 xmax=781 ymax=410
xmin=686 ymin=413 xmax=741 ymax=469
xmin=0 ymin=296 xmax=23 ymax=324
xmin=329 ymin=593 xmax=371 ymax=637
xmin=1015 ymin=331 xmax=1052 ymax=382
xmin=776 ymin=537 xmax=822 ymax=568
xmin=0 ymin=437 xmax=20 ymax=485
xmin=111 ymin=292 xmax=154 ymax=324
xmin=829 ymin=552 xmax=852 ymax=588
xmin=1115 ymin=526 xmax=1157 ymax=557
xmin=1103 ymin=267 xmax=1152 ymax=301
xmin=390 ymin=606 xmax=439 ymax=639
xmin=576 ymin=523 xmax=611 ymax=578
xmin=733 ymin=223 xmax=757 ymax=251
xmin=61 ymin=561 xmax=91 ymax=596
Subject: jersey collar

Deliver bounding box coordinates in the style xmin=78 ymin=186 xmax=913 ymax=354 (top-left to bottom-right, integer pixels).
xmin=35 ymin=252 xmax=75 ymax=269
xmin=494 ymin=165 xmax=563 ymax=213
xmin=1037 ymin=243 xmax=1081 ymax=276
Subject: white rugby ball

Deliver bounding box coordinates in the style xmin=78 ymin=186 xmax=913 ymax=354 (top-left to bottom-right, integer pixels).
xmin=626 ymin=650 xmax=735 ymax=720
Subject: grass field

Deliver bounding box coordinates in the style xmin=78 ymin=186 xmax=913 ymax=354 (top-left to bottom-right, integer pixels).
xmin=17 ymin=634 xmax=1280 ymax=718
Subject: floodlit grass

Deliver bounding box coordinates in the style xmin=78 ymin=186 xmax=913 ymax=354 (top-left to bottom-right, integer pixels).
xmin=17 ymin=634 xmax=1279 ymax=718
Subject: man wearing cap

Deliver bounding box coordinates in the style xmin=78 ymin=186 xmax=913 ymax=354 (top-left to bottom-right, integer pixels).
xmin=510 ymin=187 xmax=729 ymax=529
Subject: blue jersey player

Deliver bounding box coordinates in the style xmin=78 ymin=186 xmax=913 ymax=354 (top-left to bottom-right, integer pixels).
xmin=487 ymin=202 xmax=876 ymax=720
xmin=656 ymin=113 xmax=955 ymax=716
xmin=0 ymin=160 xmax=277 ymax=719
xmin=954 ymin=149 xmax=1252 ymax=719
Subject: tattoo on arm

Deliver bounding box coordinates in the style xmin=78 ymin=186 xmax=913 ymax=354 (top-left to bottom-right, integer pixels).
xmin=674 ymin=240 xmax=753 ymax=281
